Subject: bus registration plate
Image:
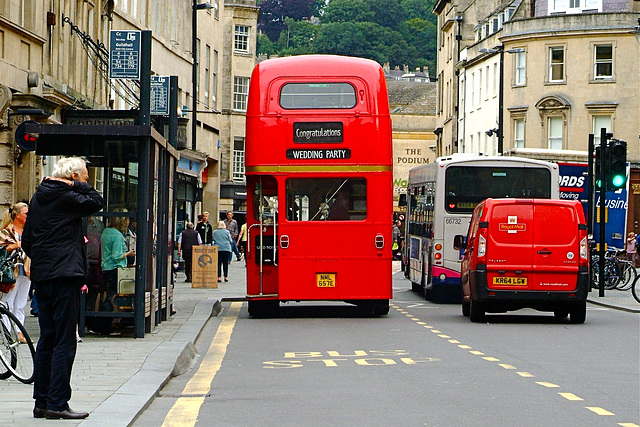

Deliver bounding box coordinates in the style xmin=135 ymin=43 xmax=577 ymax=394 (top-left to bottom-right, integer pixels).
xmin=317 ymin=273 xmax=336 ymax=287
xmin=492 ymin=277 xmax=527 ymax=286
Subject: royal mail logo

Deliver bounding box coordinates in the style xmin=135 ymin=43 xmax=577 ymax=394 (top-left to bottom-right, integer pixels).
xmin=499 ymin=223 xmax=526 ymax=232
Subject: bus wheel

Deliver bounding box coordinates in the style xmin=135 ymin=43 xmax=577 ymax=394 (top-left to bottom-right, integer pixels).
xmin=411 ymin=282 xmax=421 ymax=293
xmin=248 ymin=300 xmax=279 ymax=318
xmin=462 ymin=301 xmax=470 ymax=317
xmin=569 ymin=303 xmax=586 ymax=324
xmin=553 ymin=310 xmax=568 ymax=319
xmin=373 ymin=300 xmax=389 ymax=316
xmin=469 ymin=300 xmax=485 ymax=323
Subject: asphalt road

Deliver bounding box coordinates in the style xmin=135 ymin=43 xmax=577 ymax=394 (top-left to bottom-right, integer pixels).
xmin=135 ymin=272 xmax=640 ymax=427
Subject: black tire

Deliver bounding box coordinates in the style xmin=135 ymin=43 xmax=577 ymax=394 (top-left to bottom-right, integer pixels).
xmin=373 ymin=301 xmax=390 ymax=316
xmin=617 ymin=263 xmax=636 ymax=291
xmin=569 ymin=303 xmax=586 ymax=324
xmin=462 ymin=301 xmax=470 ymax=317
xmin=248 ymin=300 xmax=279 ymax=318
xmin=0 ymin=309 xmax=35 ymax=383
xmin=411 ymin=282 xmax=421 ymax=293
xmin=469 ymin=300 xmax=485 ymax=323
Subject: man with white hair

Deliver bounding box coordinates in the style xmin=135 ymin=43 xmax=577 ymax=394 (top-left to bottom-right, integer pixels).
xmin=23 ymin=157 xmax=105 ymax=420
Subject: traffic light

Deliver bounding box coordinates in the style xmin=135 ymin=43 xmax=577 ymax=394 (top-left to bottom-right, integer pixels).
xmin=594 ymin=144 xmax=610 ymax=190
xmin=595 ymin=145 xmax=602 ymax=189
xmin=14 ymin=120 xmax=38 ymax=151
xmin=607 ymin=139 xmax=627 ymax=190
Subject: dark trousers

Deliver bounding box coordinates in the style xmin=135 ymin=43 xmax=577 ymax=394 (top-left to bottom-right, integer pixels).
xmin=218 ymin=251 xmax=230 ymax=278
xmin=230 ymin=239 xmax=241 ymax=260
xmin=33 ymin=277 xmax=82 ymax=411
xmin=184 ymin=254 xmax=193 ymax=281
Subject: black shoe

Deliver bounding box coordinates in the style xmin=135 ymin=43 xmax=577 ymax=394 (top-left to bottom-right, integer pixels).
xmin=46 ymin=408 xmax=89 ymax=420
xmin=236 ymin=257 xmax=242 ymax=261
xmin=33 ymin=408 xmax=46 ymax=419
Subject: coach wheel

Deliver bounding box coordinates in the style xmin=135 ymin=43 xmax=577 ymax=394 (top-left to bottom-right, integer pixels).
xmin=569 ymin=302 xmax=586 ymax=324
xmin=462 ymin=301 xmax=470 ymax=317
xmin=469 ymin=300 xmax=485 ymax=323
xmin=248 ymin=300 xmax=279 ymax=318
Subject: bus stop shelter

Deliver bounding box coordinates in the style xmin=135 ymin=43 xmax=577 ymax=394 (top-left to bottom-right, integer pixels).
xmin=26 ymin=120 xmax=178 ymax=338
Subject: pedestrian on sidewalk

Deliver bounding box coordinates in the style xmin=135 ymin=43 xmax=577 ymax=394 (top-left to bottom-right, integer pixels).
xmin=23 ymin=157 xmax=105 ymax=420
xmin=237 ymin=222 xmax=247 ymax=262
xmin=627 ymin=232 xmax=637 ymax=267
xmin=0 ymin=202 xmax=31 ymax=342
xmin=177 ymin=222 xmax=201 ymax=282
xmin=196 ymin=211 xmax=213 ymax=245
xmin=224 ymin=211 xmax=242 ymax=261
xmin=213 ymin=221 xmax=232 ymax=282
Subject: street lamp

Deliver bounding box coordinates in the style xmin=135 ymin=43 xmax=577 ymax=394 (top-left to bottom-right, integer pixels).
xmin=479 ymin=46 xmax=524 ymax=154
xmin=192 ymin=1 xmax=214 ymax=151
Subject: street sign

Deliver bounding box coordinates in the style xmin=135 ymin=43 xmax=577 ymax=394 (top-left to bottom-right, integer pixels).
xmin=109 ymin=30 xmax=141 ymax=79
xmin=150 ymin=76 xmax=170 ymax=115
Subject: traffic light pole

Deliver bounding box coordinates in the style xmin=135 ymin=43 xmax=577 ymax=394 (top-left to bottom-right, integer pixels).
xmin=597 ymin=128 xmax=608 ymax=297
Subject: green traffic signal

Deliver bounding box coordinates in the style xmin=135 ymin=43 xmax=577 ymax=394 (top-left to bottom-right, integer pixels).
xmin=608 ymin=139 xmax=627 ymax=190
xmin=612 ymin=174 xmax=625 ymax=188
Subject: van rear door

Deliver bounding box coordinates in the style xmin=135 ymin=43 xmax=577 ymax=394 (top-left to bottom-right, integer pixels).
xmin=486 ymin=200 xmax=533 ymax=291
xmin=532 ymin=201 xmax=579 ymax=291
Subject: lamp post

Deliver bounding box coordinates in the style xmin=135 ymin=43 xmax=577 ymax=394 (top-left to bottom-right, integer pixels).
xmin=192 ymin=1 xmax=214 ymax=151
xmin=479 ymin=46 xmax=524 ymax=154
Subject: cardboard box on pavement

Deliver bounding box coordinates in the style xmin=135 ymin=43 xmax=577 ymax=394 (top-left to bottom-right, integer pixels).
xmin=191 ymin=246 xmax=218 ymax=288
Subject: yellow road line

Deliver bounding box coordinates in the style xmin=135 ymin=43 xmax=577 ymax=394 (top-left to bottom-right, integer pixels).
xmin=469 ymin=350 xmax=485 ymax=355
xmin=517 ymin=372 xmax=535 ymax=378
xmin=586 ymin=407 xmax=615 ymax=416
xmin=619 ymin=423 xmax=640 ymax=427
xmin=559 ymin=393 xmax=583 ymax=401
xmin=499 ymin=364 xmax=516 ymax=370
xmin=483 ymin=357 xmax=500 ymax=362
xmin=448 ymin=339 xmax=460 ymax=344
xmin=162 ymin=302 xmax=242 ymax=427
xmin=536 ymin=382 xmax=560 ymax=388
xmin=438 ymin=334 xmax=451 ymax=338
xmin=458 ymin=345 xmax=471 ymax=349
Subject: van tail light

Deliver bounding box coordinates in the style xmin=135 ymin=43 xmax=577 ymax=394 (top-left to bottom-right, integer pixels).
xmin=478 ymin=233 xmax=487 ymax=259
xmin=579 ymin=236 xmax=588 ymax=266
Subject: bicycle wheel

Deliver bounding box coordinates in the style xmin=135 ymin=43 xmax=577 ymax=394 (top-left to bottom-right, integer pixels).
xmin=632 ymin=274 xmax=640 ymax=304
xmin=617 ymin=262 xmax=637 ymax=291
xmin=0 ymin=309 xmax=35 ymax=383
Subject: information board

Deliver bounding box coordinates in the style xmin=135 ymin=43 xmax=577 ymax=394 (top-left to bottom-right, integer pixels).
xmin=150 ymin=75 xmax=170 ymax=115
xmin=191 ymin=246 xmax=218 ymax=288
xmin=109 ymin=30 xmax=141 ymax=79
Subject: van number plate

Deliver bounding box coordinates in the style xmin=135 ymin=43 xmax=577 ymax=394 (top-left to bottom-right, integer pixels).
xmin=493 ymin=277 xmax=527 ymax=286
xmin=317 ymin=273 xmax=336 ymax=287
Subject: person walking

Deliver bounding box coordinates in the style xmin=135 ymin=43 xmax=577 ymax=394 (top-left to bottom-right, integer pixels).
xmin=213 ymin=221 xmax=233 ymax=282
xmin=195 ymin=211 xmax=213 ymax=245
xmin=224 ymin=211 xmax=241 ymax=261
xmin=626 ymin=232 xmax=637 ymax=267
xmin=177 ymin=222 xmax=201 ymax=282
xmin=0 ymin=202 xmax=31 ymax=343
xmin=237 ymin=222 xmax=247 ymax=261
xmin=23 ymin=157 xmax=105 ymax=420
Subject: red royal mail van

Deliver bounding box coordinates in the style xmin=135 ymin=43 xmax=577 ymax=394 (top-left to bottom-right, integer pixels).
xmin=456 ymin=198 xmax=590 ymax=323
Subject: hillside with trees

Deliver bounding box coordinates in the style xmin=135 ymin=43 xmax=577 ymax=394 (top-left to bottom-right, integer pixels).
xmin=257 ymin=0 xmax=437 ymax=77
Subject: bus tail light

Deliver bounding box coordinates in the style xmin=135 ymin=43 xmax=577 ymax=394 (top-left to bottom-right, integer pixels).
xmin=280 ymin=235 xmax=290 ymax=249
xmin=375 ymin=234 xmax=384 ymax=249
xmin=433 ymin=242 xmax=443 ymax=264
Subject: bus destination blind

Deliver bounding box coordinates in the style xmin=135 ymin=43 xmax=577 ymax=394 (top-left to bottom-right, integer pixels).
xmin=294 ymin=122 xmax=343 ymax=143
xmin=286 ymin=149 xmax=351 ymax=159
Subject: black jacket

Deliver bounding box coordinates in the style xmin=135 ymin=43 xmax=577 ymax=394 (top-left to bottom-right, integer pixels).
xmin=195 ymin=221 xmax=213 ymax=245
xmin=23 ymin=179 xmax=105 ymax=282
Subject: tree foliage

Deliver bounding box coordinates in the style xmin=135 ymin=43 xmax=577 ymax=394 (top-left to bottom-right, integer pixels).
xmin=258 ymin=0 xmax=437 ymax=75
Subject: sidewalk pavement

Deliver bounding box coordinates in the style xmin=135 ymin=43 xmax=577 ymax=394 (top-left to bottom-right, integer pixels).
xmin=1 ymin=260 xmax=638 ymax=426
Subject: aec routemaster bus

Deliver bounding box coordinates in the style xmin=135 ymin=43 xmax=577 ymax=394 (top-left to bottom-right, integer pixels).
xmin=402 ymin=154 xmax=560 ymax=302
xmin=244 ymin=55 xmax=393 ymax=316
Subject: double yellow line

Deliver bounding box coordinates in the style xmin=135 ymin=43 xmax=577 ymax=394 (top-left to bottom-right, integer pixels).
xmin=162 ymin=302 xmax=242 ymax=427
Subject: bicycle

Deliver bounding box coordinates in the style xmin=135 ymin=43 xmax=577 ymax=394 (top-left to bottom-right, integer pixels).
xmin=632 ymin=273 xmax=640 ymax=304
xmin=0 ymin=296 xmax=36 ymax=384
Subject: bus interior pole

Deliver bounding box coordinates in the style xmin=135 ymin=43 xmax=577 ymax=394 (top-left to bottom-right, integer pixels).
xmin=598 ymin=128 xmax=607 ymax=297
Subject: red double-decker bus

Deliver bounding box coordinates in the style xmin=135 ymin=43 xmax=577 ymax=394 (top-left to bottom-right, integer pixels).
xmin=244 ymin=55 xmax=393 ymax=316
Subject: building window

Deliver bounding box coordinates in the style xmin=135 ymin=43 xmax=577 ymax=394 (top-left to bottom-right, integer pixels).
xmin=233 ymin=76 xmax=249 ymax=111
xmin=212 ymin=50 xmax=218 ymax=110
xmin=549 ymin=47 xmax=564 ymax=83
xmin=592 ymin=115 xmax=611 ymax=145
xmin=594 ymin=44 xmax=612 ymax=80
xmin=478 ymin=68 xmax=482 ymax=107
xmin=204 ymin=45 xmax=210 ymax=107
xmin=234 ymin=25 xmax=250 ymax=53
xmin=515 ymin=51 xmax=526 ymax=86
xmin=548 ymin=116 xmax=563 ymax=149
xmin=214 ymin=0 xmax=219 ymax=19
xmin=233 ymin=138 xmax=245 ymax=181
xmin=514 ymin=119 xmax=525 ymax=148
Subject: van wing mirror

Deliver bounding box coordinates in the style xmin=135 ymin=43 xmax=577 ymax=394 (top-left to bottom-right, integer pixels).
xmin=453 ymin=235 xmax=467 ymax=250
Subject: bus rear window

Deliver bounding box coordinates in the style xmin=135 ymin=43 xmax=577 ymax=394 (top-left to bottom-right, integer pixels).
xmin=445 ymin=166 xmax=551 ymax=213
xmin=280 ymin=83 xmax=357 ymax=109
xmin=286 ymin=178 xmax=366 ymax=221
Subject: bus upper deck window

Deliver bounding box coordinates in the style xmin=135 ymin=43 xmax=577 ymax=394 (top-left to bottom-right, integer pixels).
xmin=280 ymin=83 xmax=357 ymax=109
